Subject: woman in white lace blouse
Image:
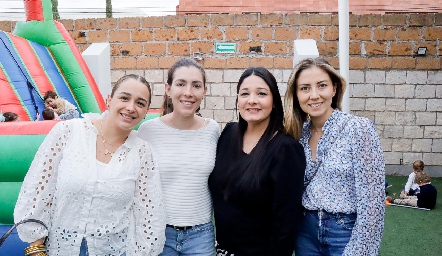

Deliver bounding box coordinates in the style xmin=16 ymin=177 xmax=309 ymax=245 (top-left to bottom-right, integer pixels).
xmin=14 ymin=74 xmax=166 ymax=256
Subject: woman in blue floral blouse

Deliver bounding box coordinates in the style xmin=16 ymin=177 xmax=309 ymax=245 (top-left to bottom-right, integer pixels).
xmin=284 ymin=58 xmax=385 ymax=256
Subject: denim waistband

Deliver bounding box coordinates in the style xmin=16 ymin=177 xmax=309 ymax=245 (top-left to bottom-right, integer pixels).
xmin=304 ymin=209 xmax=356 ymax=219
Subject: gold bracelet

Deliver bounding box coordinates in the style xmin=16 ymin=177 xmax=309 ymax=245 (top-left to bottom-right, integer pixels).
xmin=25 ymin=249 xmax=46 ymax=256
xmin=24 ymin=245 xmax=46 ymax=255
xmin=33 ymin=253 xmax=47 ymax=256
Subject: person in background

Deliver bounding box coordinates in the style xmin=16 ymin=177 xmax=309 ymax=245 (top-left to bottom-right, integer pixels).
xmin=43 ymin=91 xmax=79 ymax=120
xmin=14 ymin=74 xmax=166 ymax=256
xmin=138 ymin=58 xmax=219 ymax=256
xmin=209 ymin=67 xmax=306 ymax=256
xmin=389 ymin=171 xmax=437 ymax=210
xmin=401 ymin=160 xmax=424 ymax=198
xmin=284 ymin=58 xmax=385 ymax=256
xmin=1 ymin=111 xmax=19 ymax=122
xmin=42 ymin=108 xmax=60 ymax=120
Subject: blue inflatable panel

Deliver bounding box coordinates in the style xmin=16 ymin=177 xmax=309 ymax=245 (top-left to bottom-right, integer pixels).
xmin=0 ymin=225 xmax=29 ymax=256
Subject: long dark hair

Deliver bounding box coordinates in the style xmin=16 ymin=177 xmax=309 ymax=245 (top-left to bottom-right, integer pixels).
xmin=222 ymin=67 xmax=284 ymax=199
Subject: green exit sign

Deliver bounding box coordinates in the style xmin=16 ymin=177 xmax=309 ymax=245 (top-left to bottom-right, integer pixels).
xmin=215 ymin=43 xmax=236 ymax=53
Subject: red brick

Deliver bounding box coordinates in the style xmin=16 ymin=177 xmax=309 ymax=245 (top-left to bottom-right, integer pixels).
xmin=368 ymin=57 xmax=392 ymax=69
xmin=398 ymin=28 xmax=421 ymax=40
xmin=159 ymin=57 xmax=182 ymax=69
xmin=202 ymin=58 xmax=227 ymax=69
xmin=251 ymin=28 xmax=273 ymax=40
xmin=227 ymin=57 xmax=250 ymax=68
xmin=409 ymin=13 xmax=435 ymax=26
xmin=423 ymin=28 xmax=442 ymax=40
xmin=164 ymin=15 xmax=186 ymax=27
xmin=436 ymin=13 xmax=442 ymax=26
xmin=112 ymin=57 xmax=136 ymax=69
xmin=202 ymin=28 xmax=223 ymax=40
xmin=392 ymin=57 xmax=416 ymax=69
xmin=118 ymin=17 xmax=140 ymax=29
xmin=88 ymin=31 xmax=108 ymax=43
xmin=308 ymin=14 xmax=332 ymax=26
xmin=109 ymin=30 xmax=130 ymax=43
xmin=274 ymin=28 xmax=298 ymax=40
xmin=261 ymin=14 xmax=283 ymax=26
xmin=373 ymin=28 xmax=397 ymax=41
xmin=325 ymin=57 xmax=339 ymax=69
xmin=211 ymin=14 xmax=234 ymax=26
xmin=359 ymin=14 xmax=382 ymax=26
xmin=96 ymin=18 xmax=117 ymax=30
xmin=250 ymin=57 xmax=273 ymax=68
xmin=264 ymin=42 xmax=287 ymax=54
xmin=317 ymin=41 xmax=338 ymax=56
xmin=323 ymin=27 xmax=339 ymax=40
xmin=274 ymin=57 xmax=293 ymax=68
xmin=383 ymin=14 xmax=407 ymax=26
xmin=239 ymin=42 xmax=263 ymax=54
xmin=191 ymin=42 xmax=214 ymax=54
xmin=416 ymin=58 xmax=441 ymax=70
xmin=144 ymin=43 xmax=167 ymax=56
xmin=75 ymin=19 xmax=95 ymax=30
xmin=349 ymin=28 xmax=371 ymax=40
xmin=187 ymin=15 xmax=210 ymax=27
xmin=121 ymin=43 xmax=143 ymax=56
xmin=168 ymin=42 xmax=190 ymax=55
xmin=141 ymin=17 xmax=163 ymax=28
xmin=0 ymin=21 xmax=12 ymax=32
xmin=349 ymin=57 xmax=368 ymax=69
xmin=110 ymin=45 xmax=120 ymax=55
xmin=225 ymin=28 xmax=249 ymax=40
xmin=285 ymin=14 xmax=308 ymax=26
xmin=155 ymin=28 xmax=176 ymax=41
xmin=177 ymin=28 xmax=199 ymax=41
xmin=132 ymin=29 xmax=153 ymax=42
xmin=364 ymin=42 xmax=387 ymax=55
xmin=349 ymin=42 xmax=362 ymax=55
xmin=235 ymin=14 xmax=259 ymax=26
xmin=299 ymin=27 xmax=321 ymax=40
xmin=137 ymin=57 xmax=159 ymax=69
xmin=415 ymin=42 xmax=437 ymax=56
xmin=389 ymin=43 xmax=413 ymax=56
xmin=70 ymin=31 xmax=87 ymax=44
xmin=58 ymin=19 xmax=73 ymax=31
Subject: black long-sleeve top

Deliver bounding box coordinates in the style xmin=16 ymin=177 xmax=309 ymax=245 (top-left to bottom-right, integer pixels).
xmin=417 ymin=184 xmax=437 ymax=209
xmin=209 ymin=123 xmax=306 ymax=256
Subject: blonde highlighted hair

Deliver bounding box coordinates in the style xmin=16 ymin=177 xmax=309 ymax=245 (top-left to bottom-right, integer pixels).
xmin=284 ymin=58 xmax=347 ymax=140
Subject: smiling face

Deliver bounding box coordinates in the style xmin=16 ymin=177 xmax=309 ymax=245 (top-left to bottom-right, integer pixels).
xmin=44 ymin=97 xmax=56 ymax=108
xmin=107 ymin=78 xmax=150 ymax=131
xmin=296 ymin=66 xmax=336 ymax=123
xmin=237 ymin=75 xmax=273 ymax=127
xmin=166 ymin=66 xmax=206 ymax=118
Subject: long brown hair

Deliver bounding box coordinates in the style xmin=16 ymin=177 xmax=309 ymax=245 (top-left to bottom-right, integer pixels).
xmin=284 ymin=58 xmax=346 ymax=140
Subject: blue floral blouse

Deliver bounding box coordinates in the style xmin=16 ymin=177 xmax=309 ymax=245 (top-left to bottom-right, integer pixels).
xmin=300 ymin=109 xmax=385 ymax=255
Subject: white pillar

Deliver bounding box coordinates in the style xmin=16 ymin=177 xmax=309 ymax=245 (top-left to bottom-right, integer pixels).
xmin=82 ymin=43 xmax=111 ymax=101
xmin=339 ymin=0 xmax=350 ymax=113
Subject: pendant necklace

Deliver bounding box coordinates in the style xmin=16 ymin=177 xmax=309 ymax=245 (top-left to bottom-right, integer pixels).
xmin=100 ymin=120 xmax=116 ymax=157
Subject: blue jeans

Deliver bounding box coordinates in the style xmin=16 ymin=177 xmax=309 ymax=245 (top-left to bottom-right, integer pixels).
xmin=295 ymin=210 xmax=356 ymax=256
xmin=79 ymin=238 xmax=126 ymax=256
xmin=160 ymin=222 xmax=215 ymax=256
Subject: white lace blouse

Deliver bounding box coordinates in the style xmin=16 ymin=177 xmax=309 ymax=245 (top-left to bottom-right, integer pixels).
xmin=14 ymin=117 xmax=166 ymax=255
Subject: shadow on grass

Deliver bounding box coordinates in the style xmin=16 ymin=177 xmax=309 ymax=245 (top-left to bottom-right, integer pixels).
xmin=380 ymin=175 xmax=442 ymax=256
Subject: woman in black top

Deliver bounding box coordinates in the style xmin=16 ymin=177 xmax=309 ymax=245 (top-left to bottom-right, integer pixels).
xmin=209 ymin=67 xmax=306 ymax=256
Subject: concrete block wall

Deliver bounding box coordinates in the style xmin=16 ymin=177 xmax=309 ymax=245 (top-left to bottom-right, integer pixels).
xmin=0 ymin=13 xmax=440 ymax=168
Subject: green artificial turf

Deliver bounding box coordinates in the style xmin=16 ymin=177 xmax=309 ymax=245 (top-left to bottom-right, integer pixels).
xmin=380 ymin=175 xmax=442 ymax=256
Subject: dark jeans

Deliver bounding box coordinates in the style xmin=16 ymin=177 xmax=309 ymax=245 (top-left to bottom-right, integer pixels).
xmin=295 ymin=209 xmax=357 ymax=256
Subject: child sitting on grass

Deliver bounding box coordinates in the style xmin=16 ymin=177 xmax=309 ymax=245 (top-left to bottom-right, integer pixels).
xmin=401 ymin=160 xmax=424 ymax=198
xmin=387 ymin=171 xmax=437 ymax=209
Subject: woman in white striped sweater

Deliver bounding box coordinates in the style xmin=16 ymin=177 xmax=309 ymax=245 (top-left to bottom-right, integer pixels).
xmin=138 ymin=58 xmax=220 ymax=256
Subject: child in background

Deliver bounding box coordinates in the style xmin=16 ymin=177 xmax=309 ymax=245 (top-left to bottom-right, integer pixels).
xmin=42 ymin=108 xmax=60 ymax=120
xmin=389 ymin=172 xmax=437 ymax=209
xmin=401 ymin=160 xmax=424 ymax=198
xmin=43 ymin=91 xmax=79 ymax=120
xmin=1 ymin=111 xmax=19 ymax=122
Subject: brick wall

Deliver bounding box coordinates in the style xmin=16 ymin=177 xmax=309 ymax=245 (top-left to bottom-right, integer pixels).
xmin=0 ymin=13 xmax=440 ymax=167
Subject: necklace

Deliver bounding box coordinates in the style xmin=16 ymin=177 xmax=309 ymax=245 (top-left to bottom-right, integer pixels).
xmin=100 ymin=120 xmax=116 ymax=157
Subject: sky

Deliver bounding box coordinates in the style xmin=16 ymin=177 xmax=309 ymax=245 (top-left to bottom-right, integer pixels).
xmin=0 ymin=0 xmax=179 ymax=20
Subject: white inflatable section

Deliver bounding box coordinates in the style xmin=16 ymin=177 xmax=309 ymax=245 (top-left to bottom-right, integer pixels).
xmin=293 ymin=39 xmax=319 ymax=67
xmin=82 ymin=43 xmax=111 ymax=101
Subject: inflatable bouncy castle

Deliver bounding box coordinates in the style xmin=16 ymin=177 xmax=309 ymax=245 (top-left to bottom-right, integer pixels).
xmin=0 ymin=1 xmax=158 ymax=253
